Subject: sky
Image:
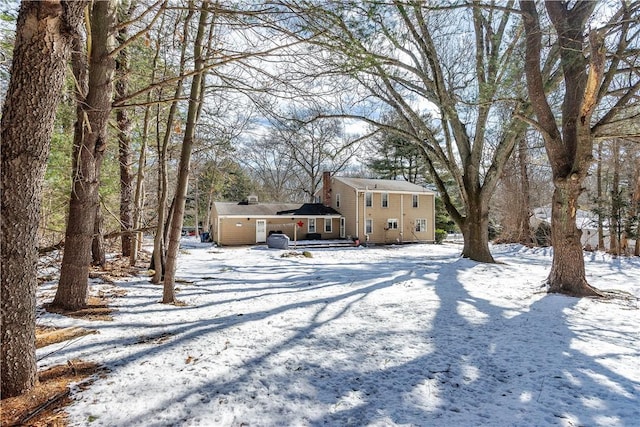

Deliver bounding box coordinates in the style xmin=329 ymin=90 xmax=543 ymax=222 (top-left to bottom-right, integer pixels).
xmin=36 ymin=239 xmax=639 ymax=426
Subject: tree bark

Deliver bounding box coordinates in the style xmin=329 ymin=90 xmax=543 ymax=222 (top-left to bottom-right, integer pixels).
xmin=521 ymin=0 xmax=603 ymax=296
xmin=633 ymin=152 xmax=640 ymax=257
xmin=609 ymin=139 xmax=621 ymax=255
xmin=117 ymin=5 xmax=135 ymax=258
xmin=547 ymin=180 xmax=598 ymax=295
xmin=163 ymin=0 xmax=209 ymax=303
xmin=1 ymin=0 xmax=86 ymax=398
xmin=460 ymin=194 xmax=494 ymax=263
xmin=151 ymin=6 xmax=193 ymax=284
xmin=53 ymin=0 xmax=117 ymax=310
xmin=596 ymin=140 xmax=605 ymax=250
xmin=517 ymin=138 xmax=532 ymax=244
xmin=91 ymin=204 xmax=106 ymax=266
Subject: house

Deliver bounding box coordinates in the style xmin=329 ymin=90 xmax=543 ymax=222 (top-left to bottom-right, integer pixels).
xmin=209 ymin=173 xmax=436 ymax=246
xmin=317 ymin=172 xmax=436 ymax=244
xmin=210 ymin=195 xmax=342 ymax=246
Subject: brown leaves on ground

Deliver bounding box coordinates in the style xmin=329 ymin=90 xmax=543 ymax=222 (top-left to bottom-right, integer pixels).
xmin=2 ymin=251 xmax=152 ymax=425
xmin=0 ymin=360 xmax=106 ymax=426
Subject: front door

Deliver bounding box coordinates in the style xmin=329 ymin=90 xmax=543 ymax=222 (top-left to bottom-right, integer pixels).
xmin=256 ymin=219 xmax=267 ymax=243
xmin=340 ymin=217 xmax=345 ymax=238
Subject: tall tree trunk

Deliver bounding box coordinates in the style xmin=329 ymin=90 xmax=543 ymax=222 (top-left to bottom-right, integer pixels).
xmin=130 ymin=106 xmax=150 ymax=266
xmin=517 ymin=137 xmax=532 ymax=244
xmin=633 ymin=153 xmax=640 ymax=257
xmin=151 ymin=6 xmax=193 ymax=284
xmin=596 ymin=140 xmax=605 ymax=250
xmin=547 ymin=180 xmax=597 ymax=295
xmin=116 ymin=2 xmax=135 ymax=258
xmin=163 ymin=0 xmax=209 ymax=303
xmin=460 ymin=192 xmax=494 ymax=263
xmin=1 ymin=0 xmax=86 ymax=398
xmin=92 ymin=204 xmax=106 ymax=266
xmin=521 ymin=0 xmax=604 ymax=297
xmin=609 ymin=139 xmax=621 ymax=255
xmin=53 ymin=0 xmax=117 ymax=310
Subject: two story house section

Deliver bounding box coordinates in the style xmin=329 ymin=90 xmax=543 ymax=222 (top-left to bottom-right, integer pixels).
xmin=318 ymin=172 xmax=436 ymax=244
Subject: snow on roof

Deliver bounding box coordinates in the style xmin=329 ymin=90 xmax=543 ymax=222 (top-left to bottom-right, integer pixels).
xmin=532 ymin=206 xmax=599 ymax=229
xmin=334 ymin=176 xmax=435 ymax=193
xmin=214 ymin=202 xmax=302 ymax=217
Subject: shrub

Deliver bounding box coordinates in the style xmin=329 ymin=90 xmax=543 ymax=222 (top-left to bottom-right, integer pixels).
xmin=435 ymin=229 xmax=447 ymax=244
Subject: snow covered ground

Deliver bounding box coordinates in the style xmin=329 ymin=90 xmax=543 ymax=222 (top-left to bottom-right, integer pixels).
xmin=36 ymin=240 xmax=640 ymax=427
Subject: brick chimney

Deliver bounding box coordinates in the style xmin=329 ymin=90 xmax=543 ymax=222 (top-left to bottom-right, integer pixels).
xmin=322 ymin=171 xmax=331 ymax=207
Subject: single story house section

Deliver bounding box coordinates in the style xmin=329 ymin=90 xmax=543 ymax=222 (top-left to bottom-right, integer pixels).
xmin=210 ymin=196 xmax=342 ymax=246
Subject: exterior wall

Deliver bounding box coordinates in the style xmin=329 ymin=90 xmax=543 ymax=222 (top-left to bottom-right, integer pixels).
xmin=328 ymin=178 xmax=358 ymax=239
xmin=214 ymin=216 xmax=341 ymax=246
xmin=333 ymin=186 xmax=435 ymax=244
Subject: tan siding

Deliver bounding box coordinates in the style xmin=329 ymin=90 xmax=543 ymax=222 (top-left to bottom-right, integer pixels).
xmin=330 ymin=179 xmax=358 ymax=239
xmin=215 ymin=216 xmax=342 ymax=246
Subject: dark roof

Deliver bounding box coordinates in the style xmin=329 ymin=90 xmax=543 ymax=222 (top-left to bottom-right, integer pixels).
xmin=334 ymin=176 xmax=434 ymax=193
xmin=214 ymin=202 xmax=302 ymax=216
xmin=277 ymin=203 xmax=341 ymax=216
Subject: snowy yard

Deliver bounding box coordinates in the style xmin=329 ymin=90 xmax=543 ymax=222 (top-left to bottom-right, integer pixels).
xmin=36 ymin=240 xmax=640 ymax=426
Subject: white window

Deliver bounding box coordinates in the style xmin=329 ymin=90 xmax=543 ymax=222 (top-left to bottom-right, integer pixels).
xmin=365 ymin=192 xmax=372 ymax=207
xmin=324 ymin=218 xmax=332 ymax=233
xmin=415 ymin=218 xmax=427 ymax=232
xmin=308 ymin=218 xmax=316 ymax=233
xmin=336 ymin=193 xmax=341 ymax=208
xmin=365 ymin=219 xmax=373 ymax=234
xmin=382 ymin=193 xmax=389 ymax=208
xmin=412 ymin=194 xmax=419 ymax=208
xmin=387 ymin=218 xmax=398 ymax=230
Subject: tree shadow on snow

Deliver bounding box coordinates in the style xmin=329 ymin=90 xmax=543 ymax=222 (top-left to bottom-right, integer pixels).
xmin=42 ymin=247 xmax=639 ymax=426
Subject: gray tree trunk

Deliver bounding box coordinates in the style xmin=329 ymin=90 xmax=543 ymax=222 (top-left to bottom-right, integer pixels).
xmin=1 ymin=0 xmax=86 ymax=398
xmin=54 ymin=0 xmax=117 ymax=310
xmin=163 ymin=0 xmax=209 ymax=303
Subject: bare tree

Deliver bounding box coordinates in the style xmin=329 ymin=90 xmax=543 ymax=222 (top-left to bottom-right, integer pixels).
xmin=1 ymin=0 xmax=86 ymax=397
xmin=53 ymin=0 xmax=117 ymax=309
xmin=520 ymin=0 xmax=640 ymax=296
xmin=273 ymin=1 xmax=531 ymax=262
xmin=162 ymin=0 xmax=210 ymax=303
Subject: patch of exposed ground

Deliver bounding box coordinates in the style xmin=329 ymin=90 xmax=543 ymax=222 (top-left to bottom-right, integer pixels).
xmin=2 ymin=251 xmax=152 ymax=426
xmin=0 ymin=360 xmax=106 ymax=427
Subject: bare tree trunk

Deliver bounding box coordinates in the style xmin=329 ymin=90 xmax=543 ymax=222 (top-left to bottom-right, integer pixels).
xmin=151 ymin=6 xmax=193 ymax=284
xmin=53 ymin=0 xmax=117 ymax=310
xmin=116 ymin=2 xmax=136 ymax=258
xmin=609 ymin=139 xmax=621 ymax=255
xmin=596 ymin=140 xmax=605 ymax=250
xmin=194 ymin=169 xmax=200 ymax=239
xmin=1 ymin=0 xmax=86 ymax=398
xmin=92 ymin=203 xmax=106 ymax=266
xmin=163 ymin=0 xmax=209 ymax=303
xmin=517 ymin=137 xmax=532 ymax=244
xmin=130 ymin=107 xmax=150 ymax=266
xmin=634 ymin=159 xmax=640 ymax=257
xmin=460 ymin=193 xmax=494 ymax=263
xmin=521 ymin=0 xmax=604 ymax=297
xmin=547 ymin=181 xmax=597 ymax=295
